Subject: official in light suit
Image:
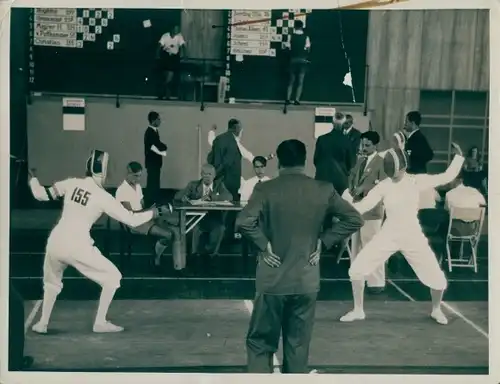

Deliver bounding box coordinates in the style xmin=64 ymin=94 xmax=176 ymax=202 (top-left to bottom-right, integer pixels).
xmin=341 ymin=143 xmax=464 ymax=326
xmin=236 ymin=139 xmax=363 ymax=374
xmin=344 ymin=131 xmax=387 ymax=292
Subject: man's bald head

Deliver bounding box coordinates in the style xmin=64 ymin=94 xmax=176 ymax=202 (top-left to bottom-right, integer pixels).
xmin=200 ymin=163 xmax=216 ymax=185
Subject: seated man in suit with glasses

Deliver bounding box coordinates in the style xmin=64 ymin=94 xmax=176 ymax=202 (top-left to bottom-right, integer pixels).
xmin=174 ymin=164 xmax=232 ymax=266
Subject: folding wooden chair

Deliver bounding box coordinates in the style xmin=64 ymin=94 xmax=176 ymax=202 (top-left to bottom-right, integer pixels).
xmin=445 ymin=206 xmax=486 ymax=273
xmin=336 ymin=235 xmax=353 ymax=264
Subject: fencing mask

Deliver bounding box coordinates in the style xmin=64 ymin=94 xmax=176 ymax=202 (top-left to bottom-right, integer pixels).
xmin=86 ymin=150 xmax=109 ymax=186
xmin=383 ymin=147 xmax=408 ymax=178
xmin=392 ymin=131 xmax=407 ymax=151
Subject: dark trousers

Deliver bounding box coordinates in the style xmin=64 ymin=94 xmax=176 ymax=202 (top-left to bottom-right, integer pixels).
xmin=225 ymin=186 xmax=240 ymax=238
xmin=9 ymin=283 xmax=25 ymax=371
xmin=145 ymin=166 xmax=161 ymax=207
xmin=246 ymin=292 xmax=317 ymax=373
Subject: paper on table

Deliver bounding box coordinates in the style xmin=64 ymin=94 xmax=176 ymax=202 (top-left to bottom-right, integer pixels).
xmin=190 ymin=200 xmax=233 ymax=206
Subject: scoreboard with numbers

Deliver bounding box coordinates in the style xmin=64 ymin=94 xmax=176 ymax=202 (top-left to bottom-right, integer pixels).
xmin=29 ymin=8 xmax=181 ymax=95
xmin=225 ymin=9 xmax=369 ymax=103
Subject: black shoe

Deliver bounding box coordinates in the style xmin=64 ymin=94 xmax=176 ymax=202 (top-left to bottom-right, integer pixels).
xmin=293 ymin=100 xmax=301 ymax=105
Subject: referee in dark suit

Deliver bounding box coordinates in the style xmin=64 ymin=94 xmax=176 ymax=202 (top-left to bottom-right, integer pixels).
xmin=403 ymin=111 xmax=434 ymax=174
xmin=236 ymin=139 xmax=363 ymax=373
xmin=144 ymin=111 xmax=168 ymax=207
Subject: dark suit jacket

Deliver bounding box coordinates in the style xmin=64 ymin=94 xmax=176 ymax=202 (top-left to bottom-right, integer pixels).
xmin=405 ymin=129 xmax=434 ymax=174
xmin=348 ymin=154 xmax=387 ymax=220
xmin=345 ymin=127 xmax=362 ymax=166
xmin=313 ymin=129 xmax=353 ymax=194
xmin=144 ymin=126 xmax=167 ymax=170
xmin=174 ymin=179 xmax=232 ymax=226
xmin=207 ymin=131 xmax=242 ymax=196
xmin=236 ymin=168 xmax=364 ymax=295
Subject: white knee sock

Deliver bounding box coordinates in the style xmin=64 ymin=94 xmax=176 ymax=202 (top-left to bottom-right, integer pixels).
xmin=38 ymin=289 xmax=58 ymax=325
xmin=352 ymin=279 xmax=365 ymax=312
xmin=95 ymin=287 xmax=117 ymax=325
xmin=430 ymin=288 xmax=444 ymax=311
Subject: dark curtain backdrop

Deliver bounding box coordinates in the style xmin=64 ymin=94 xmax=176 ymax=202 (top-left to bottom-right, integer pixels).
xmin=227 ymin=10 xmax=369 ymax=103
xmin=30 ymin=8 xmax=181 ymax=95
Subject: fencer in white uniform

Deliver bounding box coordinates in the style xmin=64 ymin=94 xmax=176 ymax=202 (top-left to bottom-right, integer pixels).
xmin=28 ymin=150 xmax=168 ymax=333
xmin=341 ymin=143 xmax=464 ymax=325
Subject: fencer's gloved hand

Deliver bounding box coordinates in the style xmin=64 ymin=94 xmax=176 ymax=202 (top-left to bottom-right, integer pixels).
xmin=152 ymin=205 xmax=169 ymax=219
xmin=156 ymin=204 xmax=173 ymax=216
xmin=451 ymin=142 xmax=463 ymax=157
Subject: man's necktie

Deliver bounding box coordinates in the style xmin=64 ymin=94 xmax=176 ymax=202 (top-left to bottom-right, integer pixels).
xmin=359 ymin=156 xmax=368 ymax=176
xmin=202 ymin=188 xmax=211 ymax=201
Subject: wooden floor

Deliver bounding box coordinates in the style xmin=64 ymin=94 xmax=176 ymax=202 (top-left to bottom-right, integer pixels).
xmin=10 ymin=209 xmax=490 ymax=374
xmin=23 ymin=299 xmax=488 ymax=374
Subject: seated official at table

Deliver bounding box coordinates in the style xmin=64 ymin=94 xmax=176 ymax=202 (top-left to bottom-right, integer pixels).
xmin=115 ymin=161 xmax=183 ymax=269
xmin=444 ymin=171 xmax=486 ymax=237
xmin=239 ymin=156 xmax=271 ymax=203
xmin=174 ymin=164 xmax=232 ymax=258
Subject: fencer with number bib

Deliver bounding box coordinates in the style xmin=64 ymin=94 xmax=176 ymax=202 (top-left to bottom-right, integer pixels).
xmin=28 ymin=150 xmax=168 ymax=334
xmin=341 ymin=143 xmax=464 ymax=325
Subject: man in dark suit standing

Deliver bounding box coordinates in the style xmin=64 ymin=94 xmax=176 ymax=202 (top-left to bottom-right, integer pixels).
xmin=314 ymin=112 xmax=353 ymax=194
xmin=144 ymin=111 xmax=168 ymax=207
xmin=207 ymin=118 xmax=243 ymax=200
xmin=343 ymin=114 xmax=362 ymax=167
xmin=403 ymin=111 xmax=434 ymax=174
xmin=236 ymin=139 xmax=363 ymax=374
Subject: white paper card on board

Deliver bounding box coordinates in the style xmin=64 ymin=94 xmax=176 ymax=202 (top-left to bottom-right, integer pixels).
xmin=143 ymin=19 xmax=152 ymax=28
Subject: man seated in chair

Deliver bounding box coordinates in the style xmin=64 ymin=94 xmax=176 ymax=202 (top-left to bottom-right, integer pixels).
xmin=444 ymin=170 xmax=486 ymax=236
xmin=239 ymin=155 xmax=271 ymax=204
xmin=174 ymin=164 xmax=232 ymax=262
xmin=115 ymin=161 xmax=183 ymax=269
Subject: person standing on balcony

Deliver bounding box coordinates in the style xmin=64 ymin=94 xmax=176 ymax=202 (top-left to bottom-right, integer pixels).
xmin=156 ymin=25 xmax=186 ymax=100
xmin=284 ymin=20 xmax=311 ymax=106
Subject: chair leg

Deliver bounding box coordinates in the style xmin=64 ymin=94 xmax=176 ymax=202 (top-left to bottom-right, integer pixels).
xmin=446 ymin=240 xmax=452 ymax=272
xmin=471 ymin=239 xmax=478 ymax=274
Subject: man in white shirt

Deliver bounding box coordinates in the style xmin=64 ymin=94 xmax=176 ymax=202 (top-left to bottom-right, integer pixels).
xmin=239 ymin=156 xmax=271 ymax=203
xmin=157 ymin=24 xmax=186 ymax=99
xmin=445 ymin=172 xmax=486 ymax=211
xmin=115 ymin=162 xmax=183 ymax=270
xmin=445 ymin=172 xmax=486 ymax=237
xmin=28 ymin=150 xmax=167 ymax=334
xmin=341 ymin=143 xmax=464 ymax=326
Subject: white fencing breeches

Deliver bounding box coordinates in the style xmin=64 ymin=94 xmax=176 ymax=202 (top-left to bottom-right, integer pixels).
xmin=44 ymin=234 xmax=122 ymax=295
xmin=349 ymin=225 xmax=447 ymax=291
xmin=351 ymin=219 xmax=385 ymax=288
